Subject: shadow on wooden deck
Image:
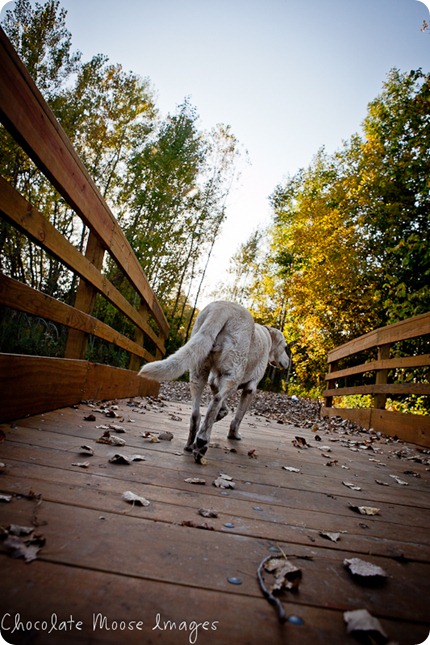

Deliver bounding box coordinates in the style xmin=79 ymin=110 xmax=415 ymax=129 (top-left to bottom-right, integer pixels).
xmin=1 ymin=395 xmax=429 ymax=644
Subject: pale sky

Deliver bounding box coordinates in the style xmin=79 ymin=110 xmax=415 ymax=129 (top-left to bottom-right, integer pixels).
xmin=1 ymin=0 xmax=429 ymax=305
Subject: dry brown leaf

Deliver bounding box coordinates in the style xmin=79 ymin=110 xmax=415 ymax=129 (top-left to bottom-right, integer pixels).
xmin=264 ymin=557 xmax=302 ymax=593
xmin=72 ymin=461 xmax=90 ymax=468
xmin=349 ymin=504 xmax=380 ymax=516
xmin=122 ymin=491 xmax=150 ymax=506
xmin=4 ymin=533 xmax=45 ymax=563
xmin=344 ymin=608 xmax=388 ymax=640
xmin=184 ymin=477 xmax=206 ymax=485
xmin=343 ymin=481 xmax=362 ymax=491
xmin=213 ymin=475 xmax=236 ymax=489
xmin=158 ymin=431 xmax=174 ymax=441
xmin=198 ymin=508 xmax=219 ymax=518
xmin=344 ymin=557 xmax=388 ymax=580
xmin=320 ymin=531 xmax=341 ymax=542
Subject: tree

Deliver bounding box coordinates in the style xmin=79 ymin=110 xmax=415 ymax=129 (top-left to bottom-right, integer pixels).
xmin=248 ymin=69 xmax=430 ymax=392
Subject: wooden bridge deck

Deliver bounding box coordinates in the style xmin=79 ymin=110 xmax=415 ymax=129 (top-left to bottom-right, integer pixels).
xmin=1 ymin=394 xmax=429 ymax=645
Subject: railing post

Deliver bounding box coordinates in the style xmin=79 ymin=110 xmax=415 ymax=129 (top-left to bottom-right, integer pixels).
xmin=64 ymin=231 xmax=105 ymax=359
xmin=324 ymin=360 xmax=338 ymax=408
xmin=373 ymin=343 xmax=390 ymax=409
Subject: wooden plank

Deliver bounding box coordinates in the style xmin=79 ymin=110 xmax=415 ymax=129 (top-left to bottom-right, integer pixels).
xmin=1 ymin=398 xmax=429 ymax=643
xmin=325 ymin=354 xmax=430 ymax=380
xmin=0 ymin=354 xmax=158 ymax=422
xmin=0 ymin=178 xmax=165 ymax=353
xmin=82 ymin=363 xmax=158 ymax=400
xmin=1 ymin=497 xmax=429 ymax=623
xmin=3 ymin=460 xmax=429 ymax=563
xmin=323 ymin=383 xmax=430 ymax=397
xmin=64 ymin=230 xmax=105 ymax=359
xmin=327 ymin=312 xmax=430 ymax=363
xmin=0 ymin=274 xmax=152 ymax=361
xmin=322 ymin=406 xmax=430 ymax=447
xmin=0 ymin=28 xmax=169 ymax=339
xmin=3 ymin=559 xmax=424 ymax=645
xmin=0 ymin=354 xmax=88 ymax=421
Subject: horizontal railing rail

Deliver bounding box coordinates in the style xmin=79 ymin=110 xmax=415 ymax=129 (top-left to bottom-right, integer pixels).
xmin=322 ymin=312 xmax=430 ymax=447
xmin=0 ymin=27 xmax=169 ymax=422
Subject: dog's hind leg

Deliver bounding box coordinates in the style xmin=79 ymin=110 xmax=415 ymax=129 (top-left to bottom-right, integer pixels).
xmin=228 ymin=386 xmax=256 ymax=440
xmin=193 ymin=378 xmax=236 ymax=464
xmin=185 ymin=370 xmax=208 ymax=452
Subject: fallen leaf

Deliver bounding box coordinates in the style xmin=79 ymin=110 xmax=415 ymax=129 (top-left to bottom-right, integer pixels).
xmin=264 ymin=557 xmax=302 ymax=592
xmin=0 ymin=494 xmax=12 ymax=502
xmin=343 ymin=481 xmax=362 ymax=491
xmin=109 ymin=454 xmax=132 ymax=465
xmin=8 ymin=525 xmax=34 ymax=536
xmin=96 ymin=430 xmax=112 ymax=445
xmin=169 ymin=414 xmax=182 ymax=421
xmin=180 ymin=520 xmax=214 ymax=530
xmin=83 ymin=414 xmax=96 ymax=422
xmin=283 ymin=466 xmax=300 ymax=473
xmin=320 ymin=531 xmax=341 ymax=542
xmin=72 ymin=461 xmax=90 ymax=468
xmin=344 ymin=557 xmax=388 ymax=580
xmin=349 ymin=504 xmax=380 ymax=516
xmin=292 ymin=436 xmax=309 ymax=449
xmin=184 ymin=477 xmax=206 ymax=485
xmin=213 ymin=475 xmax=236 ymax=489
xmin=109 ymin=435 xmax=126 ymax=446
xmin=122 ymin=491 xmax=150 ymax=506
xmin=109 ymin=424 xmax=126 ymax=433
xmin=344 ymin=608 xmax=388 ymax=641
xmin=248 ymin=449 xmax=258 ymax=458
xmin=158 ymin=431 xmax=174 ymax=441
xmin=198 ymin=508 xmax=219 ymax=518
xmin=389 ymin=475 xmax=408 ymax=486
xmin=80 ymin=445 xmax=94 ymax=456
xmin=4 ymin=533 xmax=45 ymax=563
xmin=375 ymin=479 xmax=389 ymax=486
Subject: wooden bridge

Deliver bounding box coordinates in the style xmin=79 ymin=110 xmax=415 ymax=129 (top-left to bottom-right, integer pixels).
xmin=1 ymin=28 xmax=429 ymax=645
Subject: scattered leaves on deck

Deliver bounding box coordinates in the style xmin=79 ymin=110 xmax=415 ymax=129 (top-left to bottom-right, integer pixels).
xmin=80 ymin=445 xmax=94 ymax=456
xmin=122 ymin=491 xmax=150 ymax=507
xmin=184 ymin=477 xmax=206 ymax=485
xmin=180 ymin=520 xmax=214 ymax=530
xmin=389 ymin=474 xmax=408 ymax=486
xmin=344 ymin=557 xmax=388 ymax=580
xmin=3 ymin=528 xmax=45 ymax=563
xmin=342 ymin=481 xmax=362 ymax=491
xmin=344 ymin=608 xmax=388 ymax=641
xmin=213 ymin=474 xmax=236 ymax=489
xmin=349 ymin=504 xmax=380 ymax=516
xmin=198 ymin=508 xmax=219 ymax=518
xmin=158 ymin=431 xmax=174 ymax=441
xmin=264 ymin=557 xmax=302 ymax=593
xmin=320 ymin=531 xmax=341 ymax=542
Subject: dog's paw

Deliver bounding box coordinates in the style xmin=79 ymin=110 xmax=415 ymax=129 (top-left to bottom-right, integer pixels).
xmin=193 ymin=437 xmax=208 ymax=463
xmin=184 ymin=443 xmax=193 ymax=452
xmin=227 ymin=431 xmax=242 ymax=441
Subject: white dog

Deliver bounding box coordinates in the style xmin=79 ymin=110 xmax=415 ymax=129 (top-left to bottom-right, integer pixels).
xmin=139 ymin=301 xmax=290 ymax=463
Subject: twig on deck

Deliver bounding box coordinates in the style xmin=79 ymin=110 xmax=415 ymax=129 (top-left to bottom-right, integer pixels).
xmin=257 ymin=555 xmax=287 ymax=623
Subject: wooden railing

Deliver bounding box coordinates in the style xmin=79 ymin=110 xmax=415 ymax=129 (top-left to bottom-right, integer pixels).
xmin=322 ymin=312 xmax=430 ymax=447
xmin=0 ymin=28 xmax=169 ymax=422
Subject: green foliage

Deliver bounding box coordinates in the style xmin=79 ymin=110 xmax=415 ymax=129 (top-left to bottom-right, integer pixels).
xmin=238 ymin=69 xmax=430 ymax=396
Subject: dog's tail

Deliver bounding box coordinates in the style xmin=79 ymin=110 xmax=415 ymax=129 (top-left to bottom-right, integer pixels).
xmin=138 ymin=304 xmax=228 ymax=382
